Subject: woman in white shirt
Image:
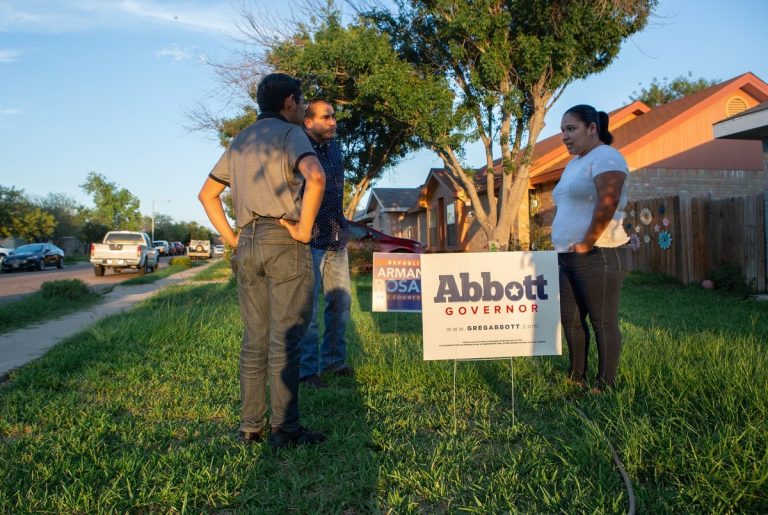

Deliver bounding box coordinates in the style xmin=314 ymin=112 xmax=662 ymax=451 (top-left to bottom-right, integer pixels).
xmin=552 ymin=105 xmax=631 ymax=392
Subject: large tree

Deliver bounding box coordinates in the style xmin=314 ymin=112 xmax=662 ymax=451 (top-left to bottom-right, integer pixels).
xmin=262 ymin=14 xmax=432 ymax=217
xmin=200 ymin=6 xmax=450 ymax=217
xmin=80 ymin=172 xmax=142 ymax=230
xmin=630 ymin=72 xmax=719 ymax=107
xmin=365 ymin=0 xmax=656 ymax=249
xmin=37 ymin=193 xmax=87 ymax=240
xmin=0 ymin=185 xmax=57 ymax=241
xmin=141 ymin=214 xmax=214 ymax=244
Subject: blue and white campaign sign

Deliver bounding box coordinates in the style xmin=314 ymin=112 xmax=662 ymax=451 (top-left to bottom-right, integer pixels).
xmin=420 ymin=251 xmax=561 ymax=360
xmin=372 ymin=253 xmax=422 ymax=312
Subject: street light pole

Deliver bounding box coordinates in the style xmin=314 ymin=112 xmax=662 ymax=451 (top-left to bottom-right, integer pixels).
xmin=151 ymin=199 xmax=171 ymax=243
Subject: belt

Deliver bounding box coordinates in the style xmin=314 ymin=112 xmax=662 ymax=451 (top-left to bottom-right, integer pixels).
xmin=248 ymin=216 xmax=286 ymax=227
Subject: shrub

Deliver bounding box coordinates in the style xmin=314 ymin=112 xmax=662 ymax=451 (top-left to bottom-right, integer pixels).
xmin=625 ymin=271 xmax=682 ymax=287
xmin=710 ymin=263 xmax=753 ymax=294
xmin=348 ymin=240 xmax=376 ymax=275
xmin=170 ymin=256 xmax=192 ymax=267
xmin=40 ymin=279 xmax=92 ymax=299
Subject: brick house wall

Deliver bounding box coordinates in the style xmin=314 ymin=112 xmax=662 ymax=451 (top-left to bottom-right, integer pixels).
xmin=628 ymin=167 xmax=768 ymax=199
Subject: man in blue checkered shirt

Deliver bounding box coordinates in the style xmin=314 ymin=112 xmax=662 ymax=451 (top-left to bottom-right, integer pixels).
xmin=298 ymin=99 xmax=354 ymax=388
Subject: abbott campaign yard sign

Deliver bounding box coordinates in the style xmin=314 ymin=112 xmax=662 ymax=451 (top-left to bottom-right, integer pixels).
xmin=421 ymin=252 xmax=561 ymax=360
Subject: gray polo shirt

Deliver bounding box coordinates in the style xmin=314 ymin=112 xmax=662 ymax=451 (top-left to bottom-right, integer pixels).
xmin=209 ymin=113 xmax=316 ymax=228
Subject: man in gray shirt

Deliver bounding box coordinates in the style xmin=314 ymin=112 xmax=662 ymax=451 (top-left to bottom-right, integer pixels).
xmin=198 ymin=73 xmax=327 ymax=448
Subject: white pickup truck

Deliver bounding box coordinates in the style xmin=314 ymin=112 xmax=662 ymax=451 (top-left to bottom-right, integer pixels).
xmin=90 ymin=231 xmax=159 ymax=276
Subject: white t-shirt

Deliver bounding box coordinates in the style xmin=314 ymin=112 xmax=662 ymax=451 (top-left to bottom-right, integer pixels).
xmin=551 ymin=144 xmax=629 ymax=252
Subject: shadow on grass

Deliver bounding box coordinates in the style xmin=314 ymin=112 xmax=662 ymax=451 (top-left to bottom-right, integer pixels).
xmin=235 ymin=284 xmax=379 ymax=513
xmin=348 ymin=272 xmax=634 ymax=512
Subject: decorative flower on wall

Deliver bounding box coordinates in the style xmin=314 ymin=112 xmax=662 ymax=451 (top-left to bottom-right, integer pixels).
xmin=654 ymin=224 xmax=660 ymax=233
xmin=643 ymin=234 xmax=651 ymax=243
xmin=630 ymin=209 xmax=636 ymax=218
xmin=625 ymin=222 xmax=633 ymax=233
xmin=662 ymin=217 xmax=670 ymax=227
xmin=659 ymin=205 xmax=666 ymax=215
xmin=658 ymin=231 xmax=672 ymax=250
xmin=629 ymin=233 xmax=641 ymax=251
xmin=639 ymin=208 xmax=653 ymax=226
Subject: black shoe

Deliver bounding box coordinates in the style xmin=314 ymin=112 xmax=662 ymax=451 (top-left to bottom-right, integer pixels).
xmin=299 ymin=374 xmax=328 ymax=389
xmin=238 ymin=429 xmax=265 ymax=443
xmin=268 ymin=426 xmax=326 ymax=449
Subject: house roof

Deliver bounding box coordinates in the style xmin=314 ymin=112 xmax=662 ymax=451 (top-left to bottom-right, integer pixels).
xmin=529 ymin=72 xmax=768 ymax=185
xmin=406 ymin=72 xmax=768 ymax=209
xmin=363 ymin=187 xmax=422 ymax=215
xmin=373 ymin=188 xmax=422 ymax=210
xmin=411 ymin=168 xmax=465 ymax=213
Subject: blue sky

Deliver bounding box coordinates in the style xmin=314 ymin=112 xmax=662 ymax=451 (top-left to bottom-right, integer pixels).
xmin=1 ymin=0 xmax=767 ymax=230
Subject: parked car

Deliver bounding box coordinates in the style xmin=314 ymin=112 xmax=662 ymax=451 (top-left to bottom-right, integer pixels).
xmin=348 ymin=221 xmax=424 ymax=253
xmin=90 ymin=231 xmax=158 ymax=276
xmin=213 ymin=244 xmax=225 ymax=257
xmin=171 ymin=241 xmax=185 ymax=255
xmin=0 ymin=246 xmax=13 ymax=266
xmin=153 ymin=240 xmax=171 ymax=256
xmin=2 ymin=243 xmax=65 ymax=272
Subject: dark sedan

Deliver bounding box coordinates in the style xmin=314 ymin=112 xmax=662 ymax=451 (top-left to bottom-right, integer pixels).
xmin=1 ymin=243 xmax=65 ymax=272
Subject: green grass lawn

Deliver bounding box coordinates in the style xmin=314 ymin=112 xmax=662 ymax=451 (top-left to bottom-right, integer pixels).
xmin=0 ymin=279 xmax=102 ymax=334
xmin=0 ymin=261 xmax=200 ymax=334
xmin=64 ymin=254 xmax=91 ymax=265
xmin=120 ymin=261 xmax=199 ymax=286
xmin=191 ymin=258 xmax=231 ymax=281
xmin=0 ymin=273 xmax=765 ymax=512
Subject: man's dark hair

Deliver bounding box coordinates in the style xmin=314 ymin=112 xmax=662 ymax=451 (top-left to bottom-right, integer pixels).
xmin=304 ymin=98 xmax=332 ymax=119
xmin=256 ymin=73 xmax=302 ymax=113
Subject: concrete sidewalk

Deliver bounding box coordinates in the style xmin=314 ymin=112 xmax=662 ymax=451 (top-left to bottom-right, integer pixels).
xmin=0 ymin=261 xmax=220 ymax=380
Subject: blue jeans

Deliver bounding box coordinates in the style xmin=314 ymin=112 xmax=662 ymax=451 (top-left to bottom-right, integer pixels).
xmin=299 ymin=247 xmax=352 ymax=379
xmin=235 ymin=219 xmax=314 ymax=433
xmin=558 ymin=246 xmax=631 ymax=387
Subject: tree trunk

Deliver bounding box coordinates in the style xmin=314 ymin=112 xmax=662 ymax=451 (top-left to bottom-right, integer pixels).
xmin=344 ymin=176 xmax=373 ymax=220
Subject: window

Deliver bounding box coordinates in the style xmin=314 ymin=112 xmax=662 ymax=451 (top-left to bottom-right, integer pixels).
xmin=446 ymin=202 xmax=457 ymax=247
xmin=428 ymin=206 xmax=438 ymax=247
xmin=418 ymin=212 xmax=427 ymax=245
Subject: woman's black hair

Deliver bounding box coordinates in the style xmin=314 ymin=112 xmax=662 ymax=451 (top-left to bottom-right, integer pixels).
xmin=565 ymin=104 xmax=614 ymax=145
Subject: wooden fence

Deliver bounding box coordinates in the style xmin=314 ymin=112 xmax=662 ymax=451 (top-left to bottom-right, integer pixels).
xmin=625 ymin=194 xmax=767 ymax=291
